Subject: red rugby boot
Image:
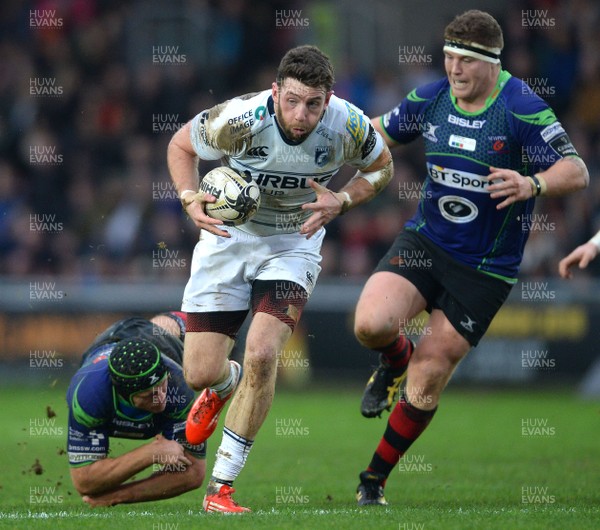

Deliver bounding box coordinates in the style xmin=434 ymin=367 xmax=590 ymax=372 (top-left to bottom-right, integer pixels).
xmin=203 ymin=484 xmax=251 ymax=513
xmin=185 ymin=360 xmax=241 ymax=444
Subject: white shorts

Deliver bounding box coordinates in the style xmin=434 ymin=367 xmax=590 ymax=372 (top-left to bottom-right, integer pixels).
xmin=182 ymin=227 xmax=324 ymax=312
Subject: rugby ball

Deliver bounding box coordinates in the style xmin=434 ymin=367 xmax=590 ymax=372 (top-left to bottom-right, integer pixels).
xmin=199 ymin=167 xmax=260 ymax=225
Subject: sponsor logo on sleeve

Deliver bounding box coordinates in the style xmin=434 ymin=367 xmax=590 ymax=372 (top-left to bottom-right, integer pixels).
xmin=68 ymin=452 xmax=106 ymax=463
xmin=344 ymin=102 xmax=367 ymax=147
xmin=382 ymin=111 xmax=392 ymax=129
xmin=199 ymin=111 xmax=209 ymax=144
xmin=361 ymin=124 xmax=377 ymax=159
xmin=549 ymin=134 xmax=578 ymax=157
xmin=228 ymin=110 xmax=255 ymax=134
xmin=68 ymin=426 xmax=86 ymax=440
xmin=540 ymin=122 xmax=565 ymax=142
xmin=172 ymin=421 xmax=186 ymax=435
xmin=89 ymin=430 xmax=106 ymax=446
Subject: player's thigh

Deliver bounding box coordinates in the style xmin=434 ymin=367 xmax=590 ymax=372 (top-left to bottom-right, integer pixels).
xmin=355 ymin=271 xmax=427 ymax=338
xmin=245 ymin=311 xmax=292 ymax=364
xmin=255 ymin=229 xmax=324 ymax=297
xmin=403 ymin=310 xmax=471 ymax=405
xmin=403 ymin=309 xmax=470 ymax=406
xmin=182 ymin=230 xmax=253 ymax=313
xmin=408 ymin=308 xmax=471 ymax=373
xmin=245 ymin=277 xmax=306 ymax=363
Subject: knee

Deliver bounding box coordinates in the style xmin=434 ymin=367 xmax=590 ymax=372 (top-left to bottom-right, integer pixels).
xmin=184 ymin=371 xmax=211 ymax=392
xmin=183 ymin=359 xmax=228 ymax=391
xmin=244 ymin=343 xmax=278 ymax=383
xmin=410 ymin=346 xmax=466 ymax=383
xmin=354 ymin=316 xmax=396 ymax=349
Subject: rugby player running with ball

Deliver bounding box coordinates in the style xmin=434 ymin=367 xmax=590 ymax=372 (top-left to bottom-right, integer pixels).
xmin=168 ymin=45 xmax=393 ymax=512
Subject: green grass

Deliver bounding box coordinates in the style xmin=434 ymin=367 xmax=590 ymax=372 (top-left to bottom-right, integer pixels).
xmin=0 ymin=383 xmax=598 ymax=529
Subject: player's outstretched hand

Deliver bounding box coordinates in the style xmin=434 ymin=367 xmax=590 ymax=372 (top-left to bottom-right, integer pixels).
xmin=151 ymin=434 xmax=193 ymax=468
xmin=82 ymin=493 xmax=116 ymax=508
xmin=183 ymin=192 xmax=231 ymax=238
xmin=486 ymin=167 xmax=534 ymax=209
xmin=300 ymin=180 xmax=344 ymax=239
xmin=558 ymin=242 xmax=599 ymax=279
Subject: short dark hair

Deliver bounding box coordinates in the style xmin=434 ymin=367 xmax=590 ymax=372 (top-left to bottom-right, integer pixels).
xmin=444 ymin=10 xmax=504 ymax=50
xmin=276 ymin=45 xmax=335 ymax=92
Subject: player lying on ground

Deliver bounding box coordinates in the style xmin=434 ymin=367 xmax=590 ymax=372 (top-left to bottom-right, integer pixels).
xmin=66 ymin=312 xmax=206 ymax=506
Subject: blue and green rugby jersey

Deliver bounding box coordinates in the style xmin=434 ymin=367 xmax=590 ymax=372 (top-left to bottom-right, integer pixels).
xmin=381 ymin=70 xmax=580 ymax=282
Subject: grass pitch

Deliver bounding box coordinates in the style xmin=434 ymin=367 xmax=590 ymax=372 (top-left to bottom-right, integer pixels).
xmin=0 ymin=383 xmax=598 ymax=529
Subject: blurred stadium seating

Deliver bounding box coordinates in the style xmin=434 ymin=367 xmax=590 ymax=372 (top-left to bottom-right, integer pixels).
xmin=1 ymin=0 xmax=599 ymax=279
xmin=1 ymin=0 xmax=599 ymax=389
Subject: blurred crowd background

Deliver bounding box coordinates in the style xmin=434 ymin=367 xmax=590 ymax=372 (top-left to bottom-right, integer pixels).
xmin=1 ymin=0 xmax=599 ymax=281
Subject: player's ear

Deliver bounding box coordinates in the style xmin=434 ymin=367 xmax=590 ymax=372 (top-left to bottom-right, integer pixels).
xmin=324 ymin=90 xmax=334 ymax=108
xmin=272 ymin=82 xmax=279 ymax=102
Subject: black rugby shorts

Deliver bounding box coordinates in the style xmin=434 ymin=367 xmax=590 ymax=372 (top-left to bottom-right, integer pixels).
xmin=374 ymin=229 xmax=513 ymax=346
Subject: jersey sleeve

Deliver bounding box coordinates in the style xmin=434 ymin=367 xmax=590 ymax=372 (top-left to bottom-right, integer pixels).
xmin=189 ymin=93 xmax=261 ymax=160
xmin=342 ymin=101 xmax=385 ymax=168
xmin=66 ymin=377 xmax=110 ymax=467
xmin=189 ymin=110 xmax=227 ymax=160
xmin=379 ymin=78 xmax=447 ymax=145
xmin=508 ymin=80 xmax=579 ymax=173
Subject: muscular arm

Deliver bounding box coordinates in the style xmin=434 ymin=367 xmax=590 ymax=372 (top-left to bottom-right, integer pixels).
xmin=70 ymin=435 xmax=192 ymax=496
xmin=372 ymin=116 xmax=400 ymax=148
xmin=300 ymin=145 xmax=393 ymax=238
xmin=487 ymin=156 xmax=589 ymax=210
xmin=167 ymin=122 xmax=200 ymax=199
xmin=534 ymin=156 xmax=589 ymax=197
xmin=338 ymin=144 xmax=394 ymax=208
xmin=81 ymin=450 xmax=204 ymax=507
xmin=167 ymin=122 xmax=229 ymax=236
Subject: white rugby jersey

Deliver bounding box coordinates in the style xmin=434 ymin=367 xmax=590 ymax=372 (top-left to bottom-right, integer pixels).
xmin=189 ymin=90 xmax=384 ymax=236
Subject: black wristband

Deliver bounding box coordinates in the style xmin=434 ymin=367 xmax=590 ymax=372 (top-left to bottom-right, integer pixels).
xmin=530 ymin=174 xmax=542 ymax=197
